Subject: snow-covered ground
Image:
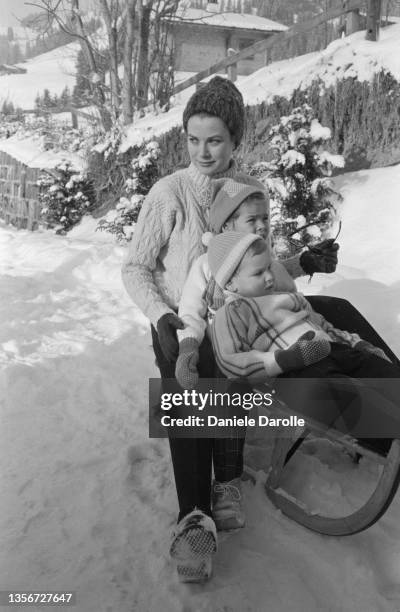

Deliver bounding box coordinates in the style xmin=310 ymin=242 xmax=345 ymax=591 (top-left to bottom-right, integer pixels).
xmin=1 ymin=164 xmax=399 ymax=611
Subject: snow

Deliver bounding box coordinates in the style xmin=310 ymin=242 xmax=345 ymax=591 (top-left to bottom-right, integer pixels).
xmin=310 ymin=119 xmax=331 ymax=142
xmin=0 ymin=42 xmax=79 ymax=110
xmin=121 ymin=21 xmax=400 ymax=150
xmin=1 ymin=161 xmax=400 ymax=610
xmin=169 ymin=7 xmax=288 ymax=33
xmin=0 ymin=133 xmax=85 ymax=170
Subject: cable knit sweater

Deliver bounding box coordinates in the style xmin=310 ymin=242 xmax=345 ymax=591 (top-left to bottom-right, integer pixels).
xmin=121 ymin=162 xmax=304 ymax=326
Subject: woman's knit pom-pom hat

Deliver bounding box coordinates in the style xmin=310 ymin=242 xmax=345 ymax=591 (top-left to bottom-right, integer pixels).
xmin=182 ymin=76 xmax=245 ymax=147
xmin=207 ymin=231 xmax=262 ymax=290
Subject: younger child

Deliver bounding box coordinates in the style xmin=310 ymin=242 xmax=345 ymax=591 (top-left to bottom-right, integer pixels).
xmin=206 ymin=232 xmax=387 ymax=381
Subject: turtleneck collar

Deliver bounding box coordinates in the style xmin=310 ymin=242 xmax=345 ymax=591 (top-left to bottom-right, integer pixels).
xmin=187 ymin=160 xmax=237 ymax=189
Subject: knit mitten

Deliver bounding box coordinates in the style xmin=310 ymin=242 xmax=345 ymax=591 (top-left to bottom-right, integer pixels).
xmin=157 ymin=313 xmax=185 ymax=362
xmin=175 ymin=338 xmax=200 ymax=389
xmin=355 ymin=340 xmax=391 ymax=362
xmin=300 ymin=239 xmax=339 ymax=275
xmin=275 ymin=331 xmax=331 ymax=373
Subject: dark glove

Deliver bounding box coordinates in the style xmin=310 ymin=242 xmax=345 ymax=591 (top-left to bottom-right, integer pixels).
xmin=355 ymin=340 xmax=391 ymax=362
xmin=275 ymin=331 xmax=331 ymax=372
xmin=156 ymin=313 xmax=185 ymax=362
xmin=175 ymin=338 xmax=200 ymax=389
xmin=300 ymin=239 xmax=339 ymax=275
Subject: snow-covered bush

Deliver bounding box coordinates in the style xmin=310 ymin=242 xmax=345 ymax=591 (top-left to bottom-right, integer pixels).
xmin=37 ymin=163 xmax=95 ymax=234
xmin=245 ymin=104 xmax=343 ymax=256
xmin=96 ymin=141 xmax=160 ymax=242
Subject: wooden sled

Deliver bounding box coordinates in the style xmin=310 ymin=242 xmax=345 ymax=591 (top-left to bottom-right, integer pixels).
xmin=244 ymin=384 xmax=400 ymax=537
xmin=247 ymin=297 xmax=400 ymax=536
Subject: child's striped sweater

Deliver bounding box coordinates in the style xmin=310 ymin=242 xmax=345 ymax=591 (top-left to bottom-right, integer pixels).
xmin=211 ymin=292 xmax=362 ymax=383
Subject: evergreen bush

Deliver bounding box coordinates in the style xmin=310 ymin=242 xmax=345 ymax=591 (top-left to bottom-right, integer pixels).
xmin=243 ymin=104 xmax=343 ymax=256
xmin=37 ymin=163 xmax=95 ymax=234
xmin=96 ymin=141 xmax=160 ymax=242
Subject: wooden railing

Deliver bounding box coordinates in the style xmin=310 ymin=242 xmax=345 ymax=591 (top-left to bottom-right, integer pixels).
xmin=173 ymin=0 xmax=379 ymax=95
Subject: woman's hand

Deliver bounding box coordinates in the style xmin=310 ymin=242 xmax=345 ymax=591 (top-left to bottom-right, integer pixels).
xmin=175 ymin=338 xmax=200 ymax=389
xmin=300 ymin=239 xmax=339 ymax=275
xmin=157 ymin=313 xmax=185 ymax=362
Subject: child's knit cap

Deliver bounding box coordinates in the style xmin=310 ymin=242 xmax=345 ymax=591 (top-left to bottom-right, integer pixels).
xmin=207 ymin=231 xmax=263 ymax=290
xmin=209 ymin=179 xmax=266 ymax=233
xmin=182 ymin=76 xmax=245 ymax=147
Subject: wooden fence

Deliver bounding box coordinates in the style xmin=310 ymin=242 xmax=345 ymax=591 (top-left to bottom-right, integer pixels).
xmin=173 ymin=0 xmax=379 ymax=95
xmin=0 ymin=151 xmax=42 ymax=230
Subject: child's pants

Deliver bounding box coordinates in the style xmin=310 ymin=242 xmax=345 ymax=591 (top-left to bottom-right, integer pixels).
xmin=276 ymin=342 xmax=400 ymax=441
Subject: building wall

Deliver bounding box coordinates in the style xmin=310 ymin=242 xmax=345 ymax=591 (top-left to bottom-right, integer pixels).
xmin=173 ymin=25 xmax=271 ymax=75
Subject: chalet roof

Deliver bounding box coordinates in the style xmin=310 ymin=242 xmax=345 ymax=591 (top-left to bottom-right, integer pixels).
xmin=167 ymin=7 xmax=288 ymax=33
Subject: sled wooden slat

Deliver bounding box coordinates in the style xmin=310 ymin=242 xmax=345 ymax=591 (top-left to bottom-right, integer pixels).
xmin=265 ymin=437 xmax=400 ymax=536
xmin=266 ymin=428 xmax=299 ymax=489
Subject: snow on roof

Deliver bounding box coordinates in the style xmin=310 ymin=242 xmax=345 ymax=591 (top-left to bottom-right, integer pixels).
xmin=0 ymin=134 xmax=84 ymax=170
xmin=120 ymin=21 xmax=400 ymax=152
xmin=168 ymin=7 xmax=287 ymax=33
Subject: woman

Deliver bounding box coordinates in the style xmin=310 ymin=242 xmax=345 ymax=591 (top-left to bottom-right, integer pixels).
xmin=121 ymin=76 xmax=341 ymax=582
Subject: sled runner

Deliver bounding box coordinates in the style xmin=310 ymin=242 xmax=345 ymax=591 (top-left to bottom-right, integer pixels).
xmin=247 ymin=402 xmax=400 ymax=536
xmin=245 ymin=299 xmax=400 ymax=537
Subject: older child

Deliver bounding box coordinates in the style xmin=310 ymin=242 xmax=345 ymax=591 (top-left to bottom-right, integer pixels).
xmin=176 ymin=179 xmax=299 ymax=389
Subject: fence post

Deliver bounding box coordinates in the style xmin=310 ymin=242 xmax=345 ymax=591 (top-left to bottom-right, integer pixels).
xmin=346 ymin=9 xmax=361 ymax=34
xmin=18 ymin=170 xmax=26 ymax=199
xmin=226 ymin=48 xmax=237 ymax=82
xmin=16 ymin=171 xmax=27 ymax=229
xmin=366 ymin=0 xmax=381 ymax=40
xmin=71 ymin=110 xmax=78 ymax=129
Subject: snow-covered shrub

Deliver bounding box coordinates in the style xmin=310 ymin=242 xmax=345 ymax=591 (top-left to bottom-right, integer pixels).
xmin=245 ymin=104 xmax=343 ymax=256
xmin=96 ymin=141 xmax=160 ymax=242
xmin=37 ymin=163 xmax=95 ymax=234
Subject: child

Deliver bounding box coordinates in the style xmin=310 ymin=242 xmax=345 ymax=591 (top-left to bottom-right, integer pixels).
xmin=175 ymin=179 xmax=299 ymax=389
xmin=206 ymin=230 xmax=400 ymax=451
xmin=206 ymin=232 xmax=387 ymax=381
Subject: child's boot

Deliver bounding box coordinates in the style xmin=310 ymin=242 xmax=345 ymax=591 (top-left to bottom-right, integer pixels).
xmin=169 ymin=509 xmax=217 ymax=582
xmin=212 ymin=477 xmax=245 ymax=531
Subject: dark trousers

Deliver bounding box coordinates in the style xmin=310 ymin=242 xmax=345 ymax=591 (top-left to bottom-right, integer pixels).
xmin=151 ymin=326 xmax=245 ymax=521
